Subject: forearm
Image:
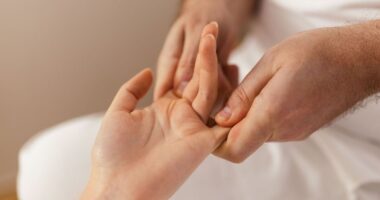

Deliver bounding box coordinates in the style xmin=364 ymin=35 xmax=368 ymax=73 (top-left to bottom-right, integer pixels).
xmin=181 ymin=0 xmax=255 ymax=27
xmin=82 ymin=145 xmax=214 ymax=200
xmin=343 ymin=19 xmax=380 ymax=93
xmin=361 ymin=20 xmax=380 ymax=92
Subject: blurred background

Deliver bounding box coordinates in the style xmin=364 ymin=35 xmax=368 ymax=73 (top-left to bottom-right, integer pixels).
xmin=0 ymin=0 xmax=178 ymax=198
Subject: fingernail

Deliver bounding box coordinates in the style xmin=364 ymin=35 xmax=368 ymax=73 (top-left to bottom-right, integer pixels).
xmin=217 ymin=106 xmax=232 ymax=121
xmin=205 ymin=33 xmax=215 ymax=40
xmin=176 ymin=81 xmax=188 ymax=95
xmin=210 ymin=21 xmax=218 ymax=28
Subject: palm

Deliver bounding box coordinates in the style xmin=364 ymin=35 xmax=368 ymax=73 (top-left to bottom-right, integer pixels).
xmin=86 ymin=29 xmax=226 ymax=199
xmin=94 ymin=92 xmax=220 ymax=169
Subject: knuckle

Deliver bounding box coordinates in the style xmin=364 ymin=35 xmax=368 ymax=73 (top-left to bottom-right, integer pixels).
xmin=255 ymin=95 xmax=280 ymax=125
xmin=185 ymin=17 xmax=204 ymax=29
xmin=120 ymin=81 xmax=131 ymax=93
xmin=261 ymin=48 xmax=277 ymax=64
xmin=261 ymin=104 xmax=278 ymax=123
xmin=179 ymin=56 xmax=196 ymax=69
xmin=234 ymin=86 xmax=252 ymax=106
xmin=218 ymin=145 xmax=249 ymax=164
xmin=225 ymin=151 xmax=247 ymax=164
xmin=197 ymin=90 xmax=213 ymax=102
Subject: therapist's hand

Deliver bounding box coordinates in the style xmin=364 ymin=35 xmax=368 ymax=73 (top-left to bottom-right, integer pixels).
xmin=154 ymin=0 xmax=253 ymax=103
xmin=214 ymin=20 xmax=380 ymax=163
xmin=82 ymin=31 xmax=228 ymax=200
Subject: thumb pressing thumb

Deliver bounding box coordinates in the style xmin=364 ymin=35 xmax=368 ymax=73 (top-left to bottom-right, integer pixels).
xmin=215 ymin=84 xmax=253 ymax=127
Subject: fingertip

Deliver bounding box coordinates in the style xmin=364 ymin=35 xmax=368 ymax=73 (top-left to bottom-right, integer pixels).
xmin=210 ymin=21 xmax=219 ymax=29
xmin=141 ymin=68 xmax=154 ymax=89
xmin=215 ymin=106 xmax=231 ymax=122
xmin=110 ymin=68 xmax=153 ymax=113
xmin=201 ymin=21 xmax=219 ymax=38
xmin=143 ymin=68 xmax=154 ymax=81
xmin=136 ymin=68 xmax=153 ymax=81
xmin=129 ymin=68 xmax=153 ymax=95
xmin=215 ymin=104 xmax=247 ymax=127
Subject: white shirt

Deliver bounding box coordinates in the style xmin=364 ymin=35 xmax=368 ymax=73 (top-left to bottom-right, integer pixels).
xmin=177 ymin=0 xmax=380 ymax=199
xmin=206 ymin=0 xmax=380 ymax=199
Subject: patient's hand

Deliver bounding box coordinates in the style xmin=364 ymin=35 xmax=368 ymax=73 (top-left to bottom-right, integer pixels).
xmin=82 ymin=28 xmax=226 ymax=200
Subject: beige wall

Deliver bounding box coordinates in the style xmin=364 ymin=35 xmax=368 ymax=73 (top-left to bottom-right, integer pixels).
xmin=0 ymin=0 xmax=178 ymax=193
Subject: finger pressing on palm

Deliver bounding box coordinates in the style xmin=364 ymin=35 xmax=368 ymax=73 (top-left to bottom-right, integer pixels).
xmin=183 ymin=26 xmax=219 ymax=122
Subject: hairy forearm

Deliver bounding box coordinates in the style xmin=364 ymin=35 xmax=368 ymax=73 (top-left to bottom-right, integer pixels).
xmin=344 ymin=19 xmax=380 ymax=93
xmin=363 ymin=20 xmax=380 ymax=92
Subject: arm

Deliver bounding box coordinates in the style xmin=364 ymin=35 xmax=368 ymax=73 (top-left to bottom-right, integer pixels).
xmin=214 ymin=19 xmax=380 ymax=162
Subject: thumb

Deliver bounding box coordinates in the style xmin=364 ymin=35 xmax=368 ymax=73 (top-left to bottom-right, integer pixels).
xmin=215 ymin=56 xmax=274 ymax=127
xmin=108 ymin=68 xmax=153 ymax=113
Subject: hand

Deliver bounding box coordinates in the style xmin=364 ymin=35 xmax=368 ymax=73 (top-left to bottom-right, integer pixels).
xmin=214 ymin=21 xmax=380 ymax=163
xmin=82 ymin=30 xmax=227 ymax=200
xmin=154 ymin=0 xmax=250 ymax=106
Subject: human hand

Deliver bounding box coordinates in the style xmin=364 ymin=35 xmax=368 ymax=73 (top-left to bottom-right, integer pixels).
xmin=154 ymin=0 xmax=247 ymax=107
xmin=82 ymin=30 xmax=227 ymax=200
xmin=214 ymin=21 xmax=380 ymax=163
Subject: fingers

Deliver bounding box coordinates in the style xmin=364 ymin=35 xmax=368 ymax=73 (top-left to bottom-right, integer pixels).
xmin=108 ymin=69 xmax=153 ymax=113
xmin=208 ymin=64 xmax=238 ymax=117
xmin=183 ymin=24 xmax=219 ymax=122
xmin=173 ymin=32 xmax=199 ymax=95
xmin=181 ymin=22 xmax=219 ymax=96
xmin=154 ymin=22 xmax=185 ymax=100
xmin=192 ymin=34 xmax=219 ymax=121
xmin=215 ymin=55 xmax=275 ymax=127
xmin=213 ymin=100 xmax=272 ymax=163
xmin=182 ymin=22 xmax=219 ymax=100
xmin=174 ymin=22 xmax=219 ymax=96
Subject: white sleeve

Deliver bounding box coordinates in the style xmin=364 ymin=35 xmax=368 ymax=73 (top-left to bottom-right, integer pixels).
xmin=17 ymin=114 xmax=102 ymax=200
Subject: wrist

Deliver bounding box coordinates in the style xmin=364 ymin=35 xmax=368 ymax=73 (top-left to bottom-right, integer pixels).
xmin=81 ymin=169 xmax=138 ymax=200
xmin=81 ymin=171 xmax=116 ymax=200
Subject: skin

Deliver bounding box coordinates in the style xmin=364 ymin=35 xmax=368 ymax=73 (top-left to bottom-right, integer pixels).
xmin=82 ymin=23 xmax=227 ymax=200
xmin=214 ymin=20 xmax=380 ymax=163
xmin=155 ymin=0 xmax=380 ymax=164
xmin=154 ymin=0 xmax=254 ymax=111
